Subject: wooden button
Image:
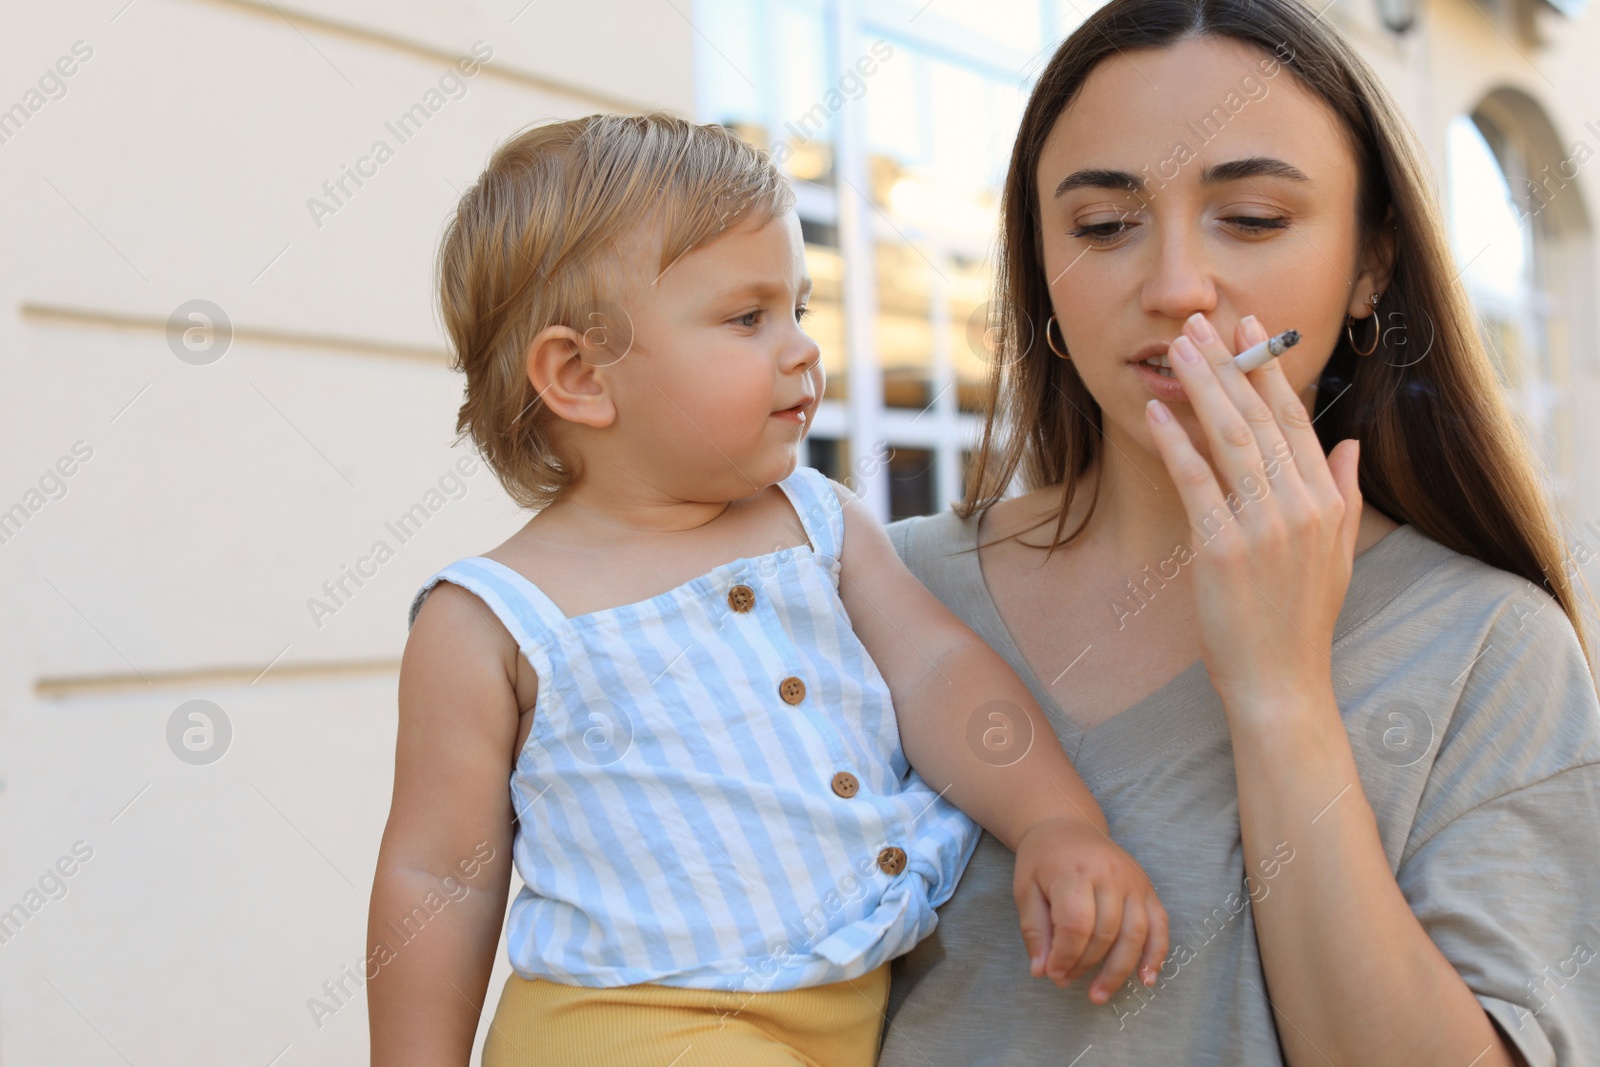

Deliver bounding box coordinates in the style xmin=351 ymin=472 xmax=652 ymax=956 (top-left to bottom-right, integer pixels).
xmin=727 ymin=584 xmax=756 ymax=613
xmin=831 ymin=771 xmax=859 ymax=798
xmin=877 ymin=846 xmax=908 ymax=876
xmin=778 ymin=676 xmax=807 ymax=705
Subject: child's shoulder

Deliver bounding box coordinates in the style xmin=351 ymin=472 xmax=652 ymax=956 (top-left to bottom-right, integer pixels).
xmin=401 ymin=571 xmax=525 ymax=694
xmin=406 ymin=536 xmax=563 ymax=657
xmin=403 ymin=551 xmax=547 ymax=716
xmin=408 ymin=550 xmax=505 ymax=629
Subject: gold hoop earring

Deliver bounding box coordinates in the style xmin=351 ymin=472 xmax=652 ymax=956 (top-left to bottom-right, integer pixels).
xmin=1346 ymin=292 xmax=1381 ymax=356
xmin=1045 ymin=315 xmax=1070 ymax=359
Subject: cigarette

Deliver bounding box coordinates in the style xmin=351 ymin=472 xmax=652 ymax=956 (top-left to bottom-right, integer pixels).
xmin=1233 ymin=328 xmax=1300 ymax=373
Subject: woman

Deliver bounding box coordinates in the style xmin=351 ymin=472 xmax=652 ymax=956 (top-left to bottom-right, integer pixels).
xmin=876 ymin=0 xmax=1600 ymax=1063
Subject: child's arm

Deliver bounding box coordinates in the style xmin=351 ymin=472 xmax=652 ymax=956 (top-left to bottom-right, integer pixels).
xmin=368 ymin=583 xmax=522 ymax=1065
xmin=827 ymin=480 xmax=1169 ymax=1001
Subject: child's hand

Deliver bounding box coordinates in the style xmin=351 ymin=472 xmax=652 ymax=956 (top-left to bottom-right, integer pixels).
xmin=1012 ymin=817 xmax=1169 ymax=1003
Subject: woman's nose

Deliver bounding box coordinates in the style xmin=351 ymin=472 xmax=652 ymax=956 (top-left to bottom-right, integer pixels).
xmin=1143 ymin=228 xmax=1218 ymax=321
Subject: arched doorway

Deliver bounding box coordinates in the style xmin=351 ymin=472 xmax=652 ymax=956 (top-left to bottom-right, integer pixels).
xmin=1445 ymin=87 xmax=1596 ymax=511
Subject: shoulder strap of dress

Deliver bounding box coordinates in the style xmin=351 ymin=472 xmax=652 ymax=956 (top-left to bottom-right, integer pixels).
xmin=407 ymin=556 xmax=567 ymax=649
xmin=777 ymin=465 xmax=844 ymax=561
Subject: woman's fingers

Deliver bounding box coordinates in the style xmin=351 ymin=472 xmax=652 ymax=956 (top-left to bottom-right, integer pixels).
xmin=1328 ymin=437 xmax=1365 ymax=549
xmin=1233 ymin=314 xmax=1339 ymax=501
xmin=1144 ymin=396 xmax=1231 ymax=534
xmin=1165 ymin=312 xmax=1293 ymax=506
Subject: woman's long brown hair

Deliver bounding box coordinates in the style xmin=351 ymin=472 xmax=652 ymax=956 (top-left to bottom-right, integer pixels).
xmin=957 ymin=0 xmax=1594 ymax=665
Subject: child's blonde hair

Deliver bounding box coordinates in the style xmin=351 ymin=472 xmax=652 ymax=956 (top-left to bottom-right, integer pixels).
xmin=436 ymin=112 xmax=795 ymax=510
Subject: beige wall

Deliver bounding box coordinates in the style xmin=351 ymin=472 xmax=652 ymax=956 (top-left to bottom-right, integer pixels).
xmin=1 ymin=2 xmax=691 ymax=1063
xmin=1330 ymin=0 xmax=1600 ymax=535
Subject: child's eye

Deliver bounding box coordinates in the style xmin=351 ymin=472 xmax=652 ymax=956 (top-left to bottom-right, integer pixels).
xmin=795 ymin=304 xmax=812 ymax=323
xmin=731 ymin=309 xmax=762 ymax=328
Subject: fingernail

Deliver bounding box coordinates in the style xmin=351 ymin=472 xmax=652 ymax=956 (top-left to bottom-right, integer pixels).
xmin=1173 ymin=335 xmax=1201 ymax=363
xmin=1146 ymin=399 xmax=1170 ymax=423
xmin=1243 ymin=314 xmax=1263 ymax=339
xmin=1186 ymin=312 xmax=1216 ymax=343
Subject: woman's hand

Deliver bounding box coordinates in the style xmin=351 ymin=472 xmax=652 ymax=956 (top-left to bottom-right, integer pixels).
xmin=1141 ymin=314 xmax=1522 ymax=1067
xmin=1141 ymin=311 xmax=1363 ymax=722
xmin=1013 ymin=816 xmax=1169 ymax=1003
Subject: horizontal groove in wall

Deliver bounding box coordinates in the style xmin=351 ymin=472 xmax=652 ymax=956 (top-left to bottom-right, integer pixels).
xmin=20 ymin=303 xmax=450 ymax=365
xmin=36 ymin=657 xmax=402 ymax=700
xmin=201 ymin=0 xmax=658 ymax=116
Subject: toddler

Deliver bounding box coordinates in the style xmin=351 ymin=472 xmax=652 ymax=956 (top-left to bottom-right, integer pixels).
xmin=369 ymin=112 xmax=1167 ymax=1067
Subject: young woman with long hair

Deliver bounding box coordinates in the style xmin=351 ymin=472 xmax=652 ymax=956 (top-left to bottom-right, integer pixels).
xmin=878 ymin=0 xmax=1600 ymax=1062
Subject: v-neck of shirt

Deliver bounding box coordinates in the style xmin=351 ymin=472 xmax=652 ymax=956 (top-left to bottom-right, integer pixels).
xmin=925 ymin=507 xmax=1441 ymax=781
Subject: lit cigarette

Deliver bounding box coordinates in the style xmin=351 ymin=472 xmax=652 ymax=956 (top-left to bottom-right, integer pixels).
xmin=1233 ymin=328 xmax=1300 ymax=373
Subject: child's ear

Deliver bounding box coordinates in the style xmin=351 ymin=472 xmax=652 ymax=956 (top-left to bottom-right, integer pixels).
xmin=526 ymin=324 xmax=616 ymax=429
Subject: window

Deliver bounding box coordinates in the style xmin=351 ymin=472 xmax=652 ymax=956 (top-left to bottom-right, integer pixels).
xmin=695 ymin=0 xmax=1048 ymax=520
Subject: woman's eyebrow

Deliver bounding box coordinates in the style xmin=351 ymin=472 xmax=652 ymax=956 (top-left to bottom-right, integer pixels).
xmin=1052 ymin=156 xmax=1313 ymax=197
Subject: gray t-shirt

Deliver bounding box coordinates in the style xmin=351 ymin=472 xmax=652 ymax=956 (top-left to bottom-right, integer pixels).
xmin=878 ymin=511 xmax=1600 ymax=1067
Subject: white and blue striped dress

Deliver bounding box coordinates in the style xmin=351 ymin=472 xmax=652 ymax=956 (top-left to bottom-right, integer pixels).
xmin=407 ymin=464 xmax=980 ymax=992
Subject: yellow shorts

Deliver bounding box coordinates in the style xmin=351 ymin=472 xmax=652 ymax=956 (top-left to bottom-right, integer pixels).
xmin=481 ymin=961 xmax=890 ymax=1067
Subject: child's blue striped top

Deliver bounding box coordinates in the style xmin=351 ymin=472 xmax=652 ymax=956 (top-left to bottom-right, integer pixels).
xmin=407 ymin=465 xmax=980 ymax=992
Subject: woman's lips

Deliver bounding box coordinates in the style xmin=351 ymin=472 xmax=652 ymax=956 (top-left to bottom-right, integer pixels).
xmin=1132 ymin=355 xmax=1189 ymax=402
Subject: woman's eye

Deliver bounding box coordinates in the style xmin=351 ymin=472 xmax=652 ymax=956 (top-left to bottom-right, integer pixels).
xmin=1069 ymin=215 xmax=1290 ymax=246
xmin=1069 ymin=220 xmax=1133 ymax=245
xmin=1225 ymin=215 xmax=1290 ymax=234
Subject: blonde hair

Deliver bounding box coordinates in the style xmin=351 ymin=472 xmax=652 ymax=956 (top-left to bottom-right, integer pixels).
xmin=435 ymin=112 xmax=795 ymax=509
